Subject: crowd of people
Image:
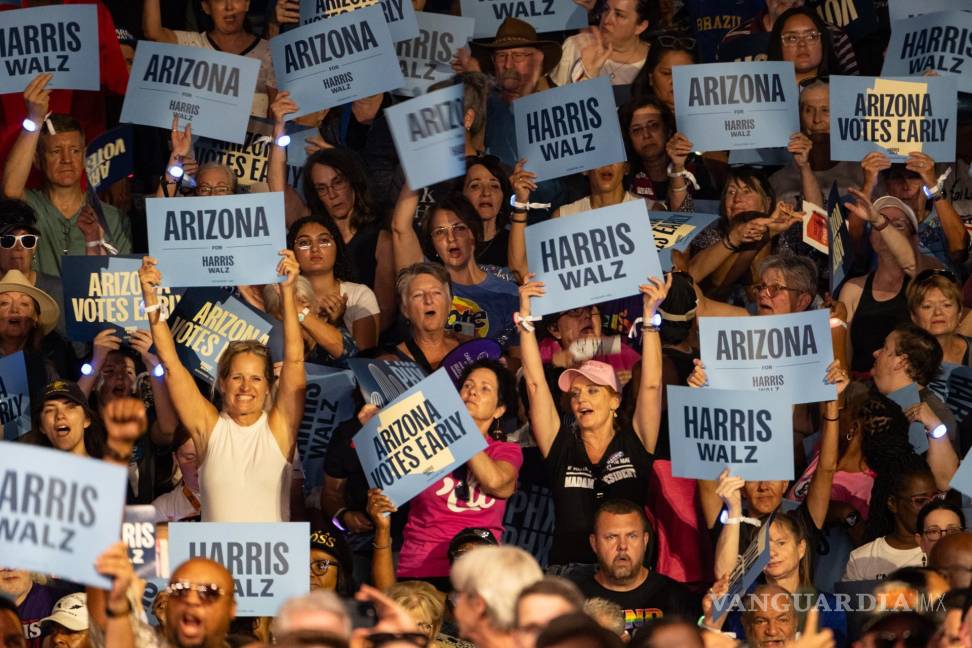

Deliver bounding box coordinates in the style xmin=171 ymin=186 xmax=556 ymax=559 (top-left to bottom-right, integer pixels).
xmin=5 ymin=0 xmax=972 ymax=648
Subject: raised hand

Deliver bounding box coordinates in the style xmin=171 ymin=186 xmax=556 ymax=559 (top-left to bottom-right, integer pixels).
xmin=270 ymin=91 xmax=300 ymax=128
xmin=77 ymin=205 xmax=103 ymax=243
xmin=276 ymin=249 xmax=300 ymax=287
xmin=666 ymin=132 xmax=694 ymax=171
xmin=788 ymin=132 xmax=812 ymax=168
xmin=275 ymin=0 xmax=300 ymax=25
xmin=366 ymin=488 xmax=397 ymax=531
xmin=824 ymin=360 xmax=849 ymax=396
xmin=170 ymin=114 xmax=192 ymax=158
xmin=510 ymin=159 xmax=538 ymax=204
xmin=687 ymin=359 xmax=708 ymax=388
xmin=640 ymin=273 xmax=672 ymax=319
xmin=715 ymin=468 xmax=744 ymax=516
xmin=104 ymin=397 xmax=148 ymax=461
xmin=23 ymin=73 xmax=52 ymax=122
xmin=579 ymin=27 xmax=613 ymax=78
xmin=518 ymin=274 xmax=545 ymax=318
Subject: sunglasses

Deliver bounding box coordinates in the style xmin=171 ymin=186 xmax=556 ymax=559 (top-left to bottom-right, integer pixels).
xmin=915 ymin=268 xmax=959 ymax=286
xmin=654 ymin=34 xmax=696 ymax=50
xmin=165 ymin=581 xmax=227 ymax=603
xmin=799 ymin=75 xmax=830 ymax=89
xmin=0 ymin=234 xmax=38 ymax=249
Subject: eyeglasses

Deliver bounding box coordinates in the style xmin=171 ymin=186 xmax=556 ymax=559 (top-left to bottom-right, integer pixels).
xmin=493 ymin=50 xmax=534 ymax=65
xmin=900 ymin=491 xmax=947 ymax=508
xmin=655 ymin=34 xmax=696 ymax=50
xmin=165 ymin=581 xmax=227 ymax=603
xmin=799 ymin=75 xmax=830 ymax=89
xmin=430 ymin=223 xmax=471 ymax=240
xmin=0 ymin=234 xmax=38 ymax=249
xmin=754 ymin=283 xmax=801 ymax=298
xmin=915 ymin=268 xmax=960 ymax=286
xmin=310 ymin=559 xmax=338 ymax=576
xmin=314 ymin=175 xmax=349 ymax=196
xmin=196 ymin=184 xmax=232 ymax=196
xmin=922 ymin=526 xmax=965 ymax=541
xmin=561 ymin=306 xmax=593 ymax=318
xmin=781 ymin=30 xmax=821 ymax=46
xmin=295 ymin=236 xmax=336 ymax=251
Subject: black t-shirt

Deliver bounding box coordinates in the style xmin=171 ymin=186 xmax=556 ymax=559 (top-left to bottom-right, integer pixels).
xmin=710 ymin=501 xmax=824 ymax=574
xmin=573 ymin=571 xmax=701 ymax=632
xmin=545 ymin=425 xmax=654 ymax=565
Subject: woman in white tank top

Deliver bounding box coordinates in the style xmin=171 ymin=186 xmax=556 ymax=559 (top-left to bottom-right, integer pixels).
xmin=138 ymin=252 xmax=306 ymax=522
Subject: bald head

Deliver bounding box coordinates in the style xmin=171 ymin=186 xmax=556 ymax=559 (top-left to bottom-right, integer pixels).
xmin=742 ymin=584 xmax=796 ymax=648
xmin=166 ymin=559 xmax=236 ymax=648
xmin=930 ymin=532 xmax=972 ymax=589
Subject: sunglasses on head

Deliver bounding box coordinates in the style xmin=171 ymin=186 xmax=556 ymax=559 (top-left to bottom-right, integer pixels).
xmin=165 ymin=581 xmax=226 ymax=603
xmin=915 ymin=268 xmax=959 ymax=286
xmin=0 ymin=234 xmax=38 ymax=249
xmin=799 ymin=75 xmax=830 ymax=89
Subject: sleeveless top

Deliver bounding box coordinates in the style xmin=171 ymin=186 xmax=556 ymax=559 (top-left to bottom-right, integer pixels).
xmin=199 ymin=411 xmax=290 ymax=522
xmin=850 ymin=272 xmax=911 ymax=373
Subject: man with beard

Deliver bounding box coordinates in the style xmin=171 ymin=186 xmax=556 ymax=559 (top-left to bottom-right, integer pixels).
xmin=570 ymin=500 xmax=699 ymax=634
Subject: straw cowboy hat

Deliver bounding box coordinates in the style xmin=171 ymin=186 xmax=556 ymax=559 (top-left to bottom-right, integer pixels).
xmin=0 ymin=269 xmax=59 ymax=335
xmin=470 ymin=17 xmax=563 ymax=75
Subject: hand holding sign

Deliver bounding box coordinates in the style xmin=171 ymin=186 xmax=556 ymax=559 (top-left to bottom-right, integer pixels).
xmin=93 ymin=541 xmax=135 ymax=617
xmin=367 ymin=488 xmax=397 ymax=532
xmin=78 ymin=204 xmax=103 ymax=244
xmin=23 ymin=73 xmax=52 ymax=123
xmin=666 ymin=133 xmax=693 ymax=171
xmin=904 ymin=401 xmax=944 ymax=434
xmin=687 ymin=359 xmax=708 ymax=388
xmin=170 ymin=115 xmax=193 ymax=161
xmin=905 ymin=151 xmax=939 ymax=188
xmin=276 ymin=249 xmax=299 ymax=287
xmin=825 ymin=360 xmax=850 ymax=397
xmin=274 ymin=0 xmax=299 ymax=25
xmin=640 ymin=273 xmax=672 ymax=321
xmin=787 ymin=132 xmax=812 ymax=169
xmin=510 ymin=159 xmax=538 ymax=205
xmin=861 ymin=152 xmax=892 ymax=196
xmin=715 ymin=468 xmax=744 ymax=517
xmin=139 ymin=256 xmax=163 ymax=317
xmin=270 ymin=91 xmax=300 ymax=137
xmin=517 ymin=274 xmax=545 ymax=322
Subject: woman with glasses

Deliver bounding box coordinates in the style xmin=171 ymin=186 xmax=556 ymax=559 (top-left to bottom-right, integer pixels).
xmin=766 ymin=7 xmax=838 ymax=85
xmin=309 ymin=526 xmax=354 ymax=596
xmin=907 ymin=271 xmax=972 ymax=366
xmin=550 ymin=0 xmax=650 ymax=88
xmin=157 ymin=118 xmax=239 ymax=198
xmin=915 ymin=500 xmax=966 ymax=560
xmin=287 ymin=215 xmax=380 ymax=352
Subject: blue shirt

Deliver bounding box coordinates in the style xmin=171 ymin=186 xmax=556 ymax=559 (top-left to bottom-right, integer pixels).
xmin=449 ymin=271 xmax=519 ymax=342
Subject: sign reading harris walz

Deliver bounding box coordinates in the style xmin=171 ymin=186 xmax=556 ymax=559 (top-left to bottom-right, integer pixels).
xmin=270 ymin=4 xmax=405 ymax=117
xmin=672 ymin=61 xmax=798 ymax=152
xmin=882 ymin=11 xmax=972 ymax=92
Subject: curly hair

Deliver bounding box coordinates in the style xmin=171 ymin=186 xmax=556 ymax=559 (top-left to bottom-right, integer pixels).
xmin=301 ymin=147 xmax=377 ymax=232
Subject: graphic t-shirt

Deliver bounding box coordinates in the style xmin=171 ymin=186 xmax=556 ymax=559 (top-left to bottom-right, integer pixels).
xmin=398 ymin=436 xmax=523 ymax=577
xmin=573 ymin=571 xmax=701 ymax=631
xmin=449 ymin=272 xmax=519 ymax=341
xmin=18 ymin=582 xmax=79 ymax=648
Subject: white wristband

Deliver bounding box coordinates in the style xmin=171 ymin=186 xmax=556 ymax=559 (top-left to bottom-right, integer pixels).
xmin=514 ymin=312 xmax=541 ymax=333
xmin=140 ymin=299 xmax=170 ymax=322
xmin=85 ymin=239 xmax=119 ymax=255
xmin=667 ymin=163 xmax=700 ymax=190
xmin=724 ymin=516 xmax=761 ymax=527
xmin=510 ymin=196 xmax=552 ymax=211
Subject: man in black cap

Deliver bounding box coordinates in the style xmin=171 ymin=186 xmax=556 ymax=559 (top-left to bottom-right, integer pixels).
xmin=448 ymin=527 xmax=500 ymax=564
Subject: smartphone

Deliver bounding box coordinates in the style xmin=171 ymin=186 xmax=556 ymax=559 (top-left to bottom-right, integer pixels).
xmin=347 ymin=600 xmax=377 ymax=629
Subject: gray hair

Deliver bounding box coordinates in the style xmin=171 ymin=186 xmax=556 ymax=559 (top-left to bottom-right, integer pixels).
xmin=758 ymin=254 xmax=817 ymax=298
xmin=396 ymin=262 xmax=451 ymax=307
xmin=583 ymin=598 xmax=626 ymax=638
xmin=196 ymin=162 xmax=238 ymax=193
xmin=272 ymin=590 xmax=352 ymax=639
xmin=263 ymin=275 xmax=316 ymax=319
xmin=451 ymin=546 xmax=543 ymax=631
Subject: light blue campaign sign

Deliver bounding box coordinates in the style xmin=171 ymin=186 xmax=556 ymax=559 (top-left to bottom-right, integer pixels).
xmin=168 ymin=523 xmax=310 ymax=615
xmin=945 ymin=366 xmax=972 ymax=426
xmin=354 ymin=368 xmax=487 ymax=508
xmin=298 ymin=366 xmax=357 ymax=489
xmin=667 ymin=385 xmax=794 ymax=481
xmin=85 ymin=125 xmax=135 ymax=192
xmin=650 ymin=211 xmax=718 ymax=271
xmin=889 ymin=1 xmax=972 ymax=22
xmin=120 ymin=42 xmax=259 ymax=145
xmin=525 ymin=200 xmax=662 ymax=317
xmin=951 ymin=447 xmax=972 ymax=498
xmin=271 ymin=5 xmax=405 ymax=118
xmin=0 ymin=443 xmax=126 ymax=587
xmin=712 ymin=513 xmax=774 ymax=620
xmin=0 ymin=5 xmax=99 ymax=93
xmin=728 ymin=147 xmax=791 ymax=167
xmin=699 ymin=310 xmax=836 ymax=405
xmin=300 ymin=0 xmax=419 ymax=43
xmin=887 ymin=383 xmax=930 ymax=453
xmin=0 ymin=352 xmax=30 ymax=440
xmin=459 ymin=0 xmax=587 ymax=37
xmin=146 ymin=192 xmax=286 ymax=288
xmin=828 ymin=182 xmax=854 ymax=296
xmin=673 ymin=62 xmax=799 ymax=152
xmin=829 ymin=75 xmax=957 ymax=163
xmin=514 ymin=77 xmax=626 ymax=183
xmin=883 ymin=11 xmax=972 ymax=91
xmin=387 ymin=84 xmax=465 ymax=189
xmin=396 ymin=12 xmax=475 ymax=98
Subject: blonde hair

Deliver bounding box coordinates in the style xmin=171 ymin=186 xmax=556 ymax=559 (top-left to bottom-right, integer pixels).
xmin=214 ymin=340 xmax=274 ymax=397
xmin=387 ymin=581 xmax=445 ymax=638
xmin=907 ymin=275 xmax=962 ymax=315
xmin=450 ymin=546 xmax=543 ymax=631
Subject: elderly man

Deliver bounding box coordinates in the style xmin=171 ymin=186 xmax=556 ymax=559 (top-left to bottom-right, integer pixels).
xmin=930 ymin=533 xmax=972 ymax=590
xmin=741 ymin=584 xmax=799 ymax=648
xmin=40 ymin=593 xmax=89 ymax=648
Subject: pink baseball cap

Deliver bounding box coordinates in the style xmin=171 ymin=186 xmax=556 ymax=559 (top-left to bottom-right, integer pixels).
xmin=557 ymin=360 xmax=620 ymax=393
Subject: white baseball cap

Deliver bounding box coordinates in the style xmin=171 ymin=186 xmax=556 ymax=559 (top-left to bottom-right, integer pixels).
xmin=41 ymin=593 xmax=88 ymax=633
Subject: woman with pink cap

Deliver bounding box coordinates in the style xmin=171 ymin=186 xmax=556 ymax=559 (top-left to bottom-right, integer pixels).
xmin=516 ymin=272 xmax=669 ymax=568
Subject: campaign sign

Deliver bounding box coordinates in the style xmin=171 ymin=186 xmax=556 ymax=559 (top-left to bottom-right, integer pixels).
xmin=0 ymin=5 xmax=99 ymax=93
xmin=514 ymin=77 xmax=626 ymax=183
xmin=459 ymin=0 xmax=587 ymax=37
xmin=168 ymin=522 xmax=310 ymax=616
xmin=699 ymin=310 xmax=836 ymax=405
xmin=712 ymin=512 xmax=774 ymax=620
xmin=146 ymin=192 xmax=286 ymax=288
xmin=354 ymin=368 xmax=488 ymax=507
xmin=829 ymin=75 xmax=957 ymax=163
xmin=650 ymin=211 xmax=719 ymax=270
xmin=945 ymin=366 xmax=972 ymax=425
xmin=673 ymin=62 xmax=799 ymax=152
xmin=728 ymin=147 xmax=791 ymax=167
xmin=0 ymin=443 xmax=126 ymax=587
xmin=387 ymin=85 xmax=465 ymax=189
xmin=271 ymin=5 xmax=405 ymax=118
xmin=123 ymin=506 xmax=160 ymax=579
xmin=298 ymin=366 xmax=357 ymax=489
xmin=348 ymin=358 xmax=426 ymax=407
xmin=441 ymin=339 xmax=502 ymax=386
xmin=141 ymin=578 xmax=168 ymax=626
xmin=827 ymin=184 xmax=853 ymax=296
xmin=807 ymin=0 xmax=877 ymax=41
xmin=396 ymin=12 xmax=475 ymax=98
xmin=120 ymin=42 xmax=260 ymax=144
xmin=0 ymin=352 xmax=30 ymax=440
xmin=889 ymin=1 xmax=972 ymax=21
xmin=666 ymin=385 xmax=794 ymax=481
xmin=62 ymin=256 xmax=182 ymax=341
xmin=85 ymin=125 xmax=135 ymax=192
xmin=883 ymin=11 xmax=972 ymax=92
xmin=950 ymin=446 xmax=972 ymax=499
xmin=886 ymin=383 xmax=929 ymax=454
xmin=525 ymin=200 xmax=662 ymax=318
xmin=167 ymin=288 xmax=274 ymax=384
xmin=301 ymin=0 xmax=419 ymax=43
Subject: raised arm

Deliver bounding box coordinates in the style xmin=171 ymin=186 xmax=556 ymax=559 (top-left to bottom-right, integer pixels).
xmin=508 ymin=159 xmax=537 ymax=282
xmin=366 ymin=488 xmax=398 ymax=591
xmin=268 ymin=250 xmax=307 ymax=458
xmin=907 ymin=402 xmax=960 ymax=491
xmin=687 ymin=219 xmax=765 ymax=284
xmin=909 ymin=152 xmax=968 ymax=261
xmin=712 ymin=468 xmax=745 ymax=579
xmin=269 ymin=92 xmax=298 ymax=195
xmin=666 ymin=133 xmax=694 ymax=212
xmin=142 ymin=0 xmax=178 ymax=43
xmin=804 ymin=361 xmax=849 ymax=529
xmin=846 ymin=187 xmax=919 ymax=277
xmin=466 ymin=452 xmax=518 ymax=498
xmin=130 ymin=329 xmax=180 ymax=446
xmin=517 ymin=277 xmax=561 ymax=457
xmin=138 ymin=256 xmax=218 ymax=455
xmin=2 ymin=74 xmax=50 ymax=200
xmin=632 ymin=274 xmax=671 ymax=454
xmin=390 ymin=182 xmax=424 ymax=274
xmin=789 ymin=132 xmax=824 ymax=208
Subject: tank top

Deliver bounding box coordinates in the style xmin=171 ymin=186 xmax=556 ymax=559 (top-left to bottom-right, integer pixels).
xmin=199 ymin=411 xmax=291 ymax=522
xmin=850 ymin=272 xmax=910 ymax=373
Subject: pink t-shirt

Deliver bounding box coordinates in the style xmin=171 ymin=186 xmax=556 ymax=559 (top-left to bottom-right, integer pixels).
xmin=397 ymin=437 xmax=523 ymax=578
xmin=787 ymin=453 xmax=875 ymax=519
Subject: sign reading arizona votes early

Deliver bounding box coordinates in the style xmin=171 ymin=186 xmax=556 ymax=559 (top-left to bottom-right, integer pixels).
xmin=883 ymin=11 xmax=972 ymax=91
xmin=829 ymin=75 xmax=957 ymax=162
xmin=146 ymin=192 xmax=286 ymax=288
xmin=525 ymin=200 xmax=662 ymax=318
xmin=0 ymin=5 xmax=99 ymax=93
xmin=672 ymin=61 xmax=799 ymax=151
xmin=667 ymin=385 xmax=794 ymax=481
xmin=699 ymin=309 xmax=836 ymax=405
xmin=120 ymin=41 xmax=259 ymax=145
xmin=514 ymin=77 xmax=627 ymax=183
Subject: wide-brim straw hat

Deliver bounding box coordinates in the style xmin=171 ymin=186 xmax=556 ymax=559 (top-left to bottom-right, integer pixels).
xmin=0 ymin=269 xmax=59 ymax=335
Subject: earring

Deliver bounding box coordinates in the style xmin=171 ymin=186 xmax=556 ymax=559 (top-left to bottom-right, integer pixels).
xmin=613 ymin=410 xmax=618 ymax=418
